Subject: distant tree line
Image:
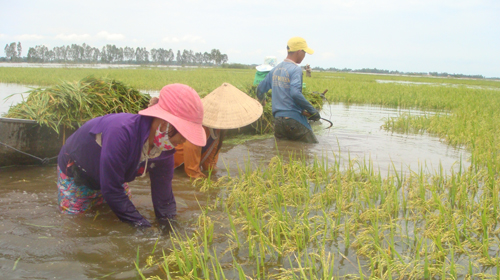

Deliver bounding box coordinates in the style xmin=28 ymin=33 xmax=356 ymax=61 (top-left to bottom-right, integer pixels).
xmin=3 ymin=42 xmax=494 ymax=79
xmin=221 ymin=63 xmax=255 ymax=69
xmin=314 ymin=67 xmax=488 ymax=79
xmin=3 ymin=42 xmax=22 ymax=62
xmin=2 ymin=42 xmax=228 ymax=65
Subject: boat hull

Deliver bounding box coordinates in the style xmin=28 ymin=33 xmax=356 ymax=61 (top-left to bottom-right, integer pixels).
xmin=0 ymin=118 xmax=73 ymax=167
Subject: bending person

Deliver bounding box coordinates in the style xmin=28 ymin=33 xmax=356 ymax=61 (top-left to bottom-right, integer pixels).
xmin=57 ymin=84 xmax=206 ymax=228
xmin=174 ymin=126 xmax=222 ymax=178
xmin=174 ymin=83 xmax=263 ymax=178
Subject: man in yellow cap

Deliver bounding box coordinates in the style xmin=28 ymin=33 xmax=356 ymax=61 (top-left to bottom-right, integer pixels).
xmin=256 ymin=37 xmax=320 ymax=143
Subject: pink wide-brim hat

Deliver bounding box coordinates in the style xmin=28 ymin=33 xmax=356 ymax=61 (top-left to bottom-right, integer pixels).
xmin=139 ymin=84 xmax=207 ymax=147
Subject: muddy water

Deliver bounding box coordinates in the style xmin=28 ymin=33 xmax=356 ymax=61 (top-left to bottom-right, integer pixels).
xmin=0 ymin=165 xmax=211 ymax=279
xmin=221 ymin=103 xmax=468 ymax=176
xmin=0 ymin=102 xmax=469 ymax=279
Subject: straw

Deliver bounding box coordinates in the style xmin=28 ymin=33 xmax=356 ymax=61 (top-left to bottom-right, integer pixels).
xmin=202 ymin=83 xmax=263 ymax=129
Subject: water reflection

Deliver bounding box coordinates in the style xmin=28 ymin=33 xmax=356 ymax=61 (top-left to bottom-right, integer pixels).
xmin=220 ymin=103 xmax=468 ymax=177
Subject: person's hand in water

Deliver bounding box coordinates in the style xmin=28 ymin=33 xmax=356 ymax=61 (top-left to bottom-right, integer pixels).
xmin=309 ymin=112 xmax=321 ymax=121
xmin=136 ymin=225 xmax=161 ymax=237
xmin=158 ymin=217 xmax=180 ymax=234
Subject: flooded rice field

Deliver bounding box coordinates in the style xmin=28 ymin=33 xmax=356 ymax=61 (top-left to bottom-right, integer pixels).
xmin=0 ymin=94 xmax=470 ymax=278
xmin=231 ymin=103 xmax=467 ymax=176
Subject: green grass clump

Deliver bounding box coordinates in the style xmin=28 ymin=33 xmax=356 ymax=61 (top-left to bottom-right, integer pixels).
xmin=136 ymin=152 xmax=500 ymax=279
xmin=4 ymin=75 xmax=150 ymax=133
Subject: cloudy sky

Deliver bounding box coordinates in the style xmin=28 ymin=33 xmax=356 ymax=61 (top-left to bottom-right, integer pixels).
xmin=1 ymin=0 xmax=499 ymax=77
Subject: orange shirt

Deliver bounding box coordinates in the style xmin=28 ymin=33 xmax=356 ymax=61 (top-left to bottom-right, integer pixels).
xmin=174 ymin=126 xmax=221 ymax=178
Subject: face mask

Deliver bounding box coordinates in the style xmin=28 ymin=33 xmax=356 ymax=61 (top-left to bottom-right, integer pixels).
xmin=153 ymin=123 xmax=174 ymax=151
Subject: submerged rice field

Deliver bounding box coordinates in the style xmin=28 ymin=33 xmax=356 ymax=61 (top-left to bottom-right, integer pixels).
xmin=1 ymin=67 xmax=500 ymax=279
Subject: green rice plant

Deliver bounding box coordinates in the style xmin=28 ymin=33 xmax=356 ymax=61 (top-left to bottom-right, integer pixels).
xmin=83 ymin=68 xmax=500 ymax=278
xmin=4 ymin=75 xmax=150 ymax=133
xmin=12 ymin=257 xmax=21 ymax=271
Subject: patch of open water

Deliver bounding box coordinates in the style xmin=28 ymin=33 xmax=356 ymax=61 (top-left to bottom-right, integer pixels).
xmin=221 ymin=103 xmax=467 ymax=177
xmin=0 ymin=83 xmax=32 ymax=116
xmin=0 ymin=83 xmax=470 ymax=278
xmin=375 ymin=79 xmax=500 ymax=91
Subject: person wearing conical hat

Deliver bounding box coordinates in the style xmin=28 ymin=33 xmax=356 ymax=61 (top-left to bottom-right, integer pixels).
xmin=173 ymin=126 xmax=222 ymax=178
xmin=174 ymin=83 xmax=263 ymax=178
xmin=253 ymin=56 xmax=277 ymax=86
xmin=256 ymin=37 xmax=320 ymax=143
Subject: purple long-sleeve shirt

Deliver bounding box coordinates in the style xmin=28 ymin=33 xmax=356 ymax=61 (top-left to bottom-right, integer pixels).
xmin=58 ymin=113 xmax=176 ymax=227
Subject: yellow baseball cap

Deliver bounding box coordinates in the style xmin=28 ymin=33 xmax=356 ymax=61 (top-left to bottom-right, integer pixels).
xmin=287 ymin=37 xmax=314 ymax=54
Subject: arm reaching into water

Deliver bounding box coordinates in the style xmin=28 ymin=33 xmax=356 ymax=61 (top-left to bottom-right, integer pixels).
xmin=99 ymin=129 xmax=151 ymax=227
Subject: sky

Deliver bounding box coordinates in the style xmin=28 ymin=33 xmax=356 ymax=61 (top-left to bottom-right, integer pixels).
xmin=1 ymin=0 xmax=499 ymax=77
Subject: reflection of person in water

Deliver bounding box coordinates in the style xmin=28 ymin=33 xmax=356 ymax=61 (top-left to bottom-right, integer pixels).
xmin=174 ymin=83 xmax=263 ymax=178
xmin=56 ymin=84 xmax=206 ymax=229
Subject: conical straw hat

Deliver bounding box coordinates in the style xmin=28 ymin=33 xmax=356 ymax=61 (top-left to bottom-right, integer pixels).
xmin=202 ymin=83 xmax=263 ymax=129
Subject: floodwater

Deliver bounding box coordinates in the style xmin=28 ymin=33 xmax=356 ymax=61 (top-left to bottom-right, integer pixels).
xmin=375 ymin=79 xmax=500 ymax=91
xmin=224 ymin=103 xmax=467 ymax=176
xmin=0 ymin=83 xmax=32 ymax=116
xmin=0 ymin=88 xmax=470 ymax=278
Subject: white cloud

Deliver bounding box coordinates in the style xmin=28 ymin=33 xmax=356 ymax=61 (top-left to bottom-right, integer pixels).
xmin=0 ymin=34 xmax=5 ymax=39
xmin=14 ymin=34 xmax=44 ymax=41
xmin=96 ymin=31 xmax=125 ymax=41
xmin=162 ymin=35 xmax=206 ymax=44
xmin=246 ymin=49 xmax=263 ymax=56
xmin=55 ymin=33 xmax=91 ymax=41
xmin=226 ymin=48 xmax=242 ymax=55
xmin=276 ymin=49 xmax=287 ymax=58
xmin=320 ymin=52 xmax=336 ymax=60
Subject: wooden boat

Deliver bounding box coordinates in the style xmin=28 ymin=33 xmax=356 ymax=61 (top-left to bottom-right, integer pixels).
xmin=0 ymin=116 xmax=255 ymax=167
xmin=0 ymin=117 xmax=74 ymax=167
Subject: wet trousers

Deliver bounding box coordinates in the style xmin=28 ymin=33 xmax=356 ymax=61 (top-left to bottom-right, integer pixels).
xmin=274 ymin=117 xmax=318 ymax=143
xmin=57 ymin=166 xmax=131 ymax=214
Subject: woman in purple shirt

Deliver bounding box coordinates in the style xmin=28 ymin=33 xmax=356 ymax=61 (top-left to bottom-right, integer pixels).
xmin=57 ymin=84 xmax=206 ymax=228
